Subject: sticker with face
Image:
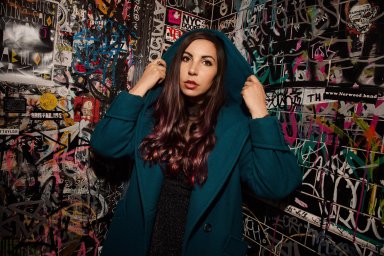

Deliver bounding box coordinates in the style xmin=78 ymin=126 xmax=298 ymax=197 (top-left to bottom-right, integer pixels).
xmin=81 ymin=100 xmax=94 ymax=120
xmin=73 ymin=97 xmax=100 ymax=123
xmin=349 ymin=3 xmax=378 ymax=33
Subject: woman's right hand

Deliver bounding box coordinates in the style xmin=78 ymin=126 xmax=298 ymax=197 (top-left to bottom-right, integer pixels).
xmin=129 ymin=59 xmax=167 ymax=97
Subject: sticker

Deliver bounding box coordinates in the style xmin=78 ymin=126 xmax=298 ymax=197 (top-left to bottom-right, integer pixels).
xmin=167 ymin=9 xmax=182 ymax=25
xmin=31 ymin=111 xmax=63 ymax=120
xmin=73 ymin=97 xmax=100 ymax=123
xmin=0 ymin=129 xmax=20 ymax=135
xmin=181 ymin=13 xmax=207 ymax=31
xmin=348 ymin=3 xmax=378 ymax=34
xmin=4 ymin=98 xmax=26 ymax=113
xmin=40 ymin=93 xmax=58 ymax=110
xmin=324 ymin=85 xmax=379 ymax=103
xmin=165 ymin=26 xmax=183 ymax=43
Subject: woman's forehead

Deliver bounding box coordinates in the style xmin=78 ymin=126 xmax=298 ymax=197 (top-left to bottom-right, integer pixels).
xmin=184 ymin=39 xmax=217 ymax=56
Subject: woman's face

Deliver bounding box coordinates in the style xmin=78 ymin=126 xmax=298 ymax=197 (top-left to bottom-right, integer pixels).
xmin=179 ymin=39 xmax=218 ymax=98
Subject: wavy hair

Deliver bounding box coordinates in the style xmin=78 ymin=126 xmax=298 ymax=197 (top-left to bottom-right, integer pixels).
xmin=139 ymin=31 xmax=227 ymax=186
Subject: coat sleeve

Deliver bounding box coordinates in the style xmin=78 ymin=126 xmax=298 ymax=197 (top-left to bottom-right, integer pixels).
xmin=90 ymin=91 xmax=144 ymax=159
xmin=239 ymin=116 xmax=302 ymax=199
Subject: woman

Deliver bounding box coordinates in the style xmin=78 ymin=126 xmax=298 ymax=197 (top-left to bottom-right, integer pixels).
xmin=90 ymin=29 xmax=302 ymax=256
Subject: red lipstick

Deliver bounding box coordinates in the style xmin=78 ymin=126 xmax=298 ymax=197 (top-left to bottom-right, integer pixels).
xmin=185 ymin=80 xmax=198 ymax=89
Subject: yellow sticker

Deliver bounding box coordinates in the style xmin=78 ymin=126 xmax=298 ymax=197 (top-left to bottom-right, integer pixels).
xmin=40 ymin=93 xmax=58 ymax=111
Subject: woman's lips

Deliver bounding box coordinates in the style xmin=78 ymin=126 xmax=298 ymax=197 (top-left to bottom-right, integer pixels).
xmin=185 ymin=80 xmax=198 ymax=89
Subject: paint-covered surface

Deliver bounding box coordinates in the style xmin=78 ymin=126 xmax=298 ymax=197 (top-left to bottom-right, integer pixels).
xmin=210 ymin=0 xmax=384 ymax=255
xmin=0 ymin=0 xmax=143 ymax=255
xmin=0 ymin=0 xmax=211 ymax=255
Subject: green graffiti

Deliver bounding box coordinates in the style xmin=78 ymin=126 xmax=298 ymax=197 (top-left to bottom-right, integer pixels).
xmin=295 ymin=133 xmax=328 ymax=168
xmin=251 ymin=51 xmax=288 ymax=85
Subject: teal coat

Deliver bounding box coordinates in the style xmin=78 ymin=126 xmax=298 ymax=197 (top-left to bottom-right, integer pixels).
xmin=90 ymin=29 xmax=302 ymax=256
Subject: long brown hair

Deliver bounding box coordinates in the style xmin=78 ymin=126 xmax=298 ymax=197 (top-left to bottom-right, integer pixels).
xmin=140 ymin=31 xmax=227 ymax=186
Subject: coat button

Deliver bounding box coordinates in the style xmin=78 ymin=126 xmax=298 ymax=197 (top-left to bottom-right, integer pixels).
xmin=203 ymin=223 xmax=212 ymax=233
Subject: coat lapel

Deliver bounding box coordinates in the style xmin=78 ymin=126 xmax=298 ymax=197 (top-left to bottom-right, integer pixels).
xmin=184 ymin=106 xmax=249 ymax=242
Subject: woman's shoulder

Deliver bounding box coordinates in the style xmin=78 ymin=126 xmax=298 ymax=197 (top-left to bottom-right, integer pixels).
xmin=216 ymin=104 xmax=250 ymax=135
xmin=220 ymin=104 xmax=249 ymax=123
xmin=143 ymin=87 xmax=162 ymax=107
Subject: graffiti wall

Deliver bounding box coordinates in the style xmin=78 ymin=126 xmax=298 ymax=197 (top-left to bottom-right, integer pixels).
xmin=210 ymin=0 xmax=384 ymax=255
xmin=0 ymin=0 xmax=144 ymax=255
xmin=0 ymin=0 xmax=212 ymax=255
xmin=1 ymin=0 xmax=384 ymax=255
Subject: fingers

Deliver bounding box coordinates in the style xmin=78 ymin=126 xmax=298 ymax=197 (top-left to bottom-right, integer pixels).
xmin=146 ymin=59 xmax=166 ymax=83
xmin=246 ymin=75 xmax=262 ymax=84
xmin=151 ymin=59 xmax=167 ymax=69
xmin=146 ymin=59 xmax=167 ymax=72
xmin=151 ymin=59 xmax=166 ymax=79
xmin=243 ymin=75 xmax=264 ymax=90
xmin=155 ymin=59 xmax=167 ymax=67
xmin=242 ymin=75 xmax=268 ymax=118
xmin=241 ymin=76 xmax=266 ymax=98
xmin=243 ymin=81 xmax=256 ymax=87
xmin=158 ymin=71 xmax=166 ymax=83
xmin=242 ymin=81 xmax=263 ymax=91
xmin=131 ymin=59 xmax=167 ymax=96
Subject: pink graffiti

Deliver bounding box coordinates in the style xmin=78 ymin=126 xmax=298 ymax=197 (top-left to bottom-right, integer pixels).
xmin=122 ymin=0 xmax=132 ymax=20
xmin=314 ymin=54 xmax=325 ymax=75
xmin=53 ymin=147 xmax=89 ymax=160
xmin=53 ymin=146 xmax=90 ymax=171
xmin=77 ymin=241 xmax=87 ymax=256
xmin=29 ymin=140 xmax=36 ymax=154
xmin=292 ymin=56 xmax=303 ymax=73
xmin=281 ymin=112 xmax=298 ymax=146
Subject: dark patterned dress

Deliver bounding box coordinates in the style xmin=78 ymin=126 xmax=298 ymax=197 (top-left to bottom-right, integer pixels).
xmin=148 ymin=172 xmax=193 ymax=256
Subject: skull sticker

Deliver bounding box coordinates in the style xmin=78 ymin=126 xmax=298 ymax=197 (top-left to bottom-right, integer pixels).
xmin=348 ymin=3 xmax=378 ymax=34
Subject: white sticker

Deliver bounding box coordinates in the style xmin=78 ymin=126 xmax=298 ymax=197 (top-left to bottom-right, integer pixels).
xmin=0 ymin=129 xmax=20 ymax=135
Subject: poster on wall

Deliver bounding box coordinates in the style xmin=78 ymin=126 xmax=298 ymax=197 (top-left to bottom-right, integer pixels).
xmin=166 ymin=8 xmax=182 ymax=26
xmin=0 ymin=0 xmax=58 ymax=86
xmin=324 ymin=0 xmax=382 ymax=103
xmin=165 ymin=26 xmax=183 ymax=43
xmin=180 ymin=12 xmax=208 ymax=31
xmin=342 ymin=0 xmax=383 ymax=86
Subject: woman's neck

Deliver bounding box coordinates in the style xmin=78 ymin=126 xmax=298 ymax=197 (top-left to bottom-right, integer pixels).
xmin=184 ymin=99 xmax=202 ymax=141
xmin=186 ymin=101 xmax=201 ymax=119
xmin=186 ymin=96 xmax=205 ymax=121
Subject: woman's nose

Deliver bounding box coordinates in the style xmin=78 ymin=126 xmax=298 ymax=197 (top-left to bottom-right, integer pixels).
xmin=188 ymin=61 xmax=198 ymax=75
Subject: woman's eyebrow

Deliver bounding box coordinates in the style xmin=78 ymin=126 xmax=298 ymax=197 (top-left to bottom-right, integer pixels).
xmin=183 ymin=51 xmax=216 ymax=62
xmin=202 ymin=56 xmax=216 ymax=62
xmin=183 ymin=51 xmax=192 ymax=56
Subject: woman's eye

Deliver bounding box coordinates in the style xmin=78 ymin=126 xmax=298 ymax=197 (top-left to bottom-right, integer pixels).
xmin=182 ymin=55 xmax=190 ymax=62
xmin=203 ymin=60 xmax=212 ymax=66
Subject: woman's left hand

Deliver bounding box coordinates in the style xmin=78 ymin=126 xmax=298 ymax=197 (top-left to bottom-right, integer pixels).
xmin=241 ymin=75 xmax=269 ymax=119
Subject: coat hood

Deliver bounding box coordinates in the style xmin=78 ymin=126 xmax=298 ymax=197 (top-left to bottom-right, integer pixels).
xmin=162 ymin=29 xmax=253 ymax=106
